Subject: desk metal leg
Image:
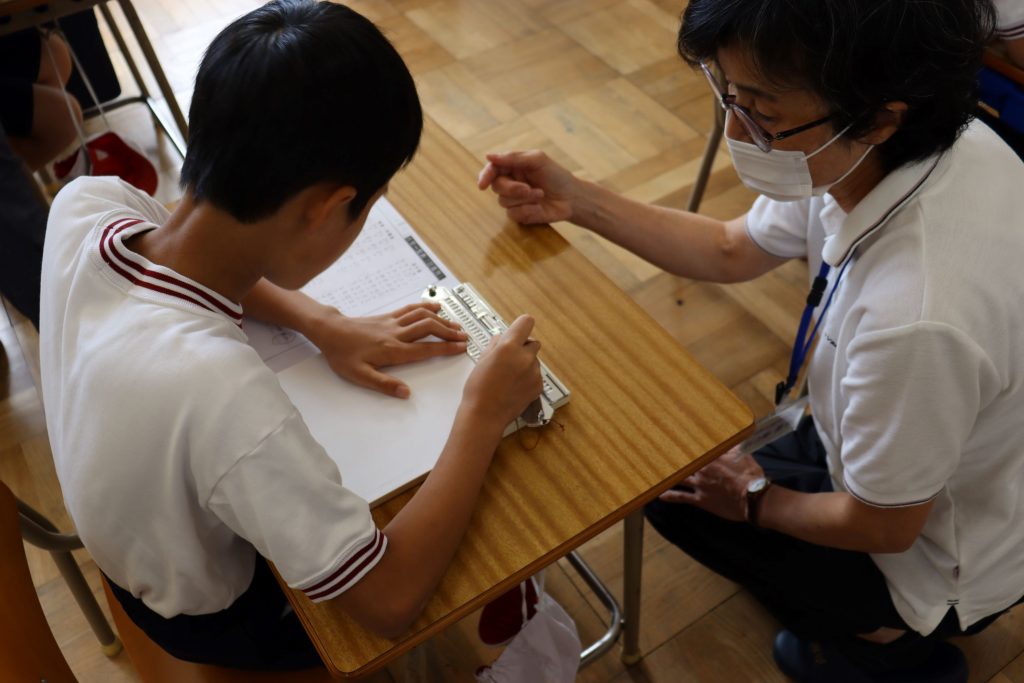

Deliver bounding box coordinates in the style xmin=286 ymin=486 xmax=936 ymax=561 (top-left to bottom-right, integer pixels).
xmin=98 ymin=4 xmax=150 ymax=105
xmin=621 ymin=510 xmax=644 ymax=665
xmin=113 ymin=0 xmax=189 ymax=151
xmin=96 ymin=5 xmax=186 ymax=157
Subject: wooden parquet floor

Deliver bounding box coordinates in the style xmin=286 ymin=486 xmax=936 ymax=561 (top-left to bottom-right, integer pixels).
xmin=5 ymin=0 xmax=1024 ymax=681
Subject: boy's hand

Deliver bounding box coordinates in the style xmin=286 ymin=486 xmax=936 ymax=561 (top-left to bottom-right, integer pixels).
xmin=478 ymin=150 xmax=577 ymax=225
xmin=461 ymin=315 xmax=543 ymax=431
xmin=308 ymin=303 xmax=468 ymax=398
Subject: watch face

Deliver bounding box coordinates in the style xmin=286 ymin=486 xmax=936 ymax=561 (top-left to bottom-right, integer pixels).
xmin=748 ymin=477 xmax=768 ymax=494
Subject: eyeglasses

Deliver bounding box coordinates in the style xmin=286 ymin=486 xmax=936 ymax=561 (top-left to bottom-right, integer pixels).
xmin=700 ymin=61 xmax=832 ymax=153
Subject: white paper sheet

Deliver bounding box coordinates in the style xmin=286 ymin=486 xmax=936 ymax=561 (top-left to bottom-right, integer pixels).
xmin=246 ymin=197 xmax=455 ymax=372
xmin=278 ymin=352 xmax=475 ymax=505
xmin=244 ymin=198 xmax=468 ymax=504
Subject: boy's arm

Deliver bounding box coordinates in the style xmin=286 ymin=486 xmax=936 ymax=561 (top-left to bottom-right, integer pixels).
xmin=242 ymin=279 xmax=467 ymax=397
xmin=331 ymin=404 xmax=504 ymax=636
xmin=329 ymin=315 xmax=543 ymax=637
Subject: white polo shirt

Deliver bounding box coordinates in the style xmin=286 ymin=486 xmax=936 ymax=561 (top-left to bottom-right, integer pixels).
xmin=40 ymin=177 xmax=387 ymax=618
xmin=746 ymin=120 xmax=1024 ymax=635
xmin=995 ymin=0 xmax=1024 ymax=40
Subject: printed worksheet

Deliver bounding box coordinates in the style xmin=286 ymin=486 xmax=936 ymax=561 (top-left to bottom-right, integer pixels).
xmin=244 ymin=197 xmax=472 ymax=505
xmin=245 ymin=197 xmax=455 ymax=372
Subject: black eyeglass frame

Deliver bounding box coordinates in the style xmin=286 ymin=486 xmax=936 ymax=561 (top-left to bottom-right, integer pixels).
xmin=700 ymin=61 xmax=833 ymax=153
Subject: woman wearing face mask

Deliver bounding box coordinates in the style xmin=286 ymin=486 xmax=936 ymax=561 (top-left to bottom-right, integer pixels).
xmin=479 ymin=1 xmax=1022 ymax=682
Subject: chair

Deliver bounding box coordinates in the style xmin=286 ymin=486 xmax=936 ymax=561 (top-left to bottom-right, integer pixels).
xmin=3 ymin=479 xmax=330 ymax=682
xmin=17 ymin=494 xmax=122 ymax=657
xmin=0 ymin=479 xmax=78 ymax=683
xmin=686 ymin=67 xmax=726 ymax=213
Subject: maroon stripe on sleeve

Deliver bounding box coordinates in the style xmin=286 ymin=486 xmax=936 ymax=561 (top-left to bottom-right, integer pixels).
xmin=998 ymin=21 xmax=1024 ymax=38
xmin=306 ymin=533 xmax=387 ymax=602
xmin=99 ymin=219 xmax=243 ymax=325
xmin=104 ymin=217 xmax=142 ymax=233
xmin=106 ymin=226 xmax=242 ymax=321
xmin=102 ymin=218 xmax=144 ymax=239
xmin=301 ymin=529 xmax=386 ymax=600
xmin=99 ymin=221 xmax=233 ymax=321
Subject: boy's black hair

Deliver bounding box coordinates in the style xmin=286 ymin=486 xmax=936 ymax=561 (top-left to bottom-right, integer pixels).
xmin=180 ymin=0 xmax=422 ymax=221
xmin=678 ymin=0 xmax=997 ymax=172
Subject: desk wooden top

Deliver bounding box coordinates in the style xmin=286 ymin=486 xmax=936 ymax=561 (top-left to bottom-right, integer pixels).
xmin=282 ymin=118 xmax=754 ymax=678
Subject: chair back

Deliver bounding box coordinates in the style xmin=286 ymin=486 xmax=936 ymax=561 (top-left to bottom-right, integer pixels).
xmin=0 ymin=480 xmax=77 ymax=683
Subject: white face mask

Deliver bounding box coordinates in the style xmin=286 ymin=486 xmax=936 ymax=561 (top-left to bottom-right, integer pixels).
xmin=725 ymin=116 xmax=874 ymax=202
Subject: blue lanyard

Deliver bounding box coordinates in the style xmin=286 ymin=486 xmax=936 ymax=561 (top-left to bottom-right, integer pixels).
xmin=775 ymin=259 xmax=850 ymax=405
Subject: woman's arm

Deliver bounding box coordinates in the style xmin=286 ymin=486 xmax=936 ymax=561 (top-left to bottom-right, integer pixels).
xmin=480 ymin=150 xmax=787 ymax=283
xmin=571 ymin=178 xmax=786 ymax=283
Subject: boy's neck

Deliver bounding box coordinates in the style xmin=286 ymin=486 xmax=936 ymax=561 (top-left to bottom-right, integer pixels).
xmin=126 ymin=193 xmax=271 ymax=304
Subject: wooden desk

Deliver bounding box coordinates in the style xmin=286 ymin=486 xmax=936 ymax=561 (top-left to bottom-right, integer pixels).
xmin=282 ymin=117 xmax=754 ymax=678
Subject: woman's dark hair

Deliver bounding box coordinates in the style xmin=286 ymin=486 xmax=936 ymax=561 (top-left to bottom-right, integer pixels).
xmin=678 ymin=0 xmax=997 ymax=171
xmin=180 ymin=0 xmax=422 ymax=221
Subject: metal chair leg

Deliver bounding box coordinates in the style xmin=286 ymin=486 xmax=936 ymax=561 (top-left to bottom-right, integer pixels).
xmin=567 ymin=551 xmax=622 ymax=668
xmin=686 ymin=102 xmax=725 ymax=213
xmin=621 ymin=510 xmax=644 ymax=665
xmin=17 ymin=497 xmax=123 ymax=657
xmin=51 ymin=548 xmax=124 ymax=656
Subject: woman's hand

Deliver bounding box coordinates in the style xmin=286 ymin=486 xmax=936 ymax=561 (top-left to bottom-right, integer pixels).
xmin=306 ymin=302 xmax=468 ymax=398
xmin=478 ymin=150 xmax=578 ymax=225
xmin=659 ymin=448 xmax=766 ymax=522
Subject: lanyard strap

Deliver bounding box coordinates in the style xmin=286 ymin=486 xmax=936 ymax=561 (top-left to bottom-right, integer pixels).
xmin=775 ymin=258 xmax=850 ymax=405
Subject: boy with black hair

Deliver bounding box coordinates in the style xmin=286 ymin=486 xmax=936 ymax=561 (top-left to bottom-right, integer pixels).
xmin=40 ymin=0 xmax=543 ymax=671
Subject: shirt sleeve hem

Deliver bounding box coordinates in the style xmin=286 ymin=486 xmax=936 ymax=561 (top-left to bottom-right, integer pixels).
xmin=843 ymin=474 xmax=941 ymax=509
xmin=744 ymin=214 xmax=803 ymax=260
xmin=293 ymin=528 xmax=388 ymax=603
xmin=996 ymin=21 xmax=1024 ymax=39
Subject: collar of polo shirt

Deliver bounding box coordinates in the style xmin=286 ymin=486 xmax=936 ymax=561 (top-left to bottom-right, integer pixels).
xmin=821 ymin=153 xmax=943 ymax=267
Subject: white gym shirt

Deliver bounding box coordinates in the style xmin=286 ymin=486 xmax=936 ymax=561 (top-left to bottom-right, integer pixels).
xmin=745 ymin=120 xmax=1024 ymax=635
xmin=40 ymin=177 xmax=386 ymax=618
xmin=994 ymin=0 xmax=1024 ymax=41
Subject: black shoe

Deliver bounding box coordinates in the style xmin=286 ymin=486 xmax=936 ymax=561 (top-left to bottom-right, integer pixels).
xmin=772 ymin=629 xmax=968 ymax=683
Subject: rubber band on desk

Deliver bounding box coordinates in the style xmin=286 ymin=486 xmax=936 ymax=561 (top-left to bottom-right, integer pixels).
xmin=515 ymin=418 xmax=564 ymax=451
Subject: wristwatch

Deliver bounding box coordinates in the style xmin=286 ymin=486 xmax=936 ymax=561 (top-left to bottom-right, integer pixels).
xmin=745 ymin=477 xmax=772 ymax=527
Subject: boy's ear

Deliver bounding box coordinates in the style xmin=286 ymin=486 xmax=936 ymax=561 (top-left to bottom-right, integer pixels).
xmin=859 ymin=102 xmax=908 ymax=146
xmin=304 ymin=184 xmax=358 ymax=231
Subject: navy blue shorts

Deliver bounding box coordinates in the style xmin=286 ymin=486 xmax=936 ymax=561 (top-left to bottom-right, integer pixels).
xmin=105 ymin=558 xmax=324 ymax=671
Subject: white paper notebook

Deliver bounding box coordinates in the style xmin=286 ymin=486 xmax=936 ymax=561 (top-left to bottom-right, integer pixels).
xmin=245 ymin=198 xmax=471 ymax=505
